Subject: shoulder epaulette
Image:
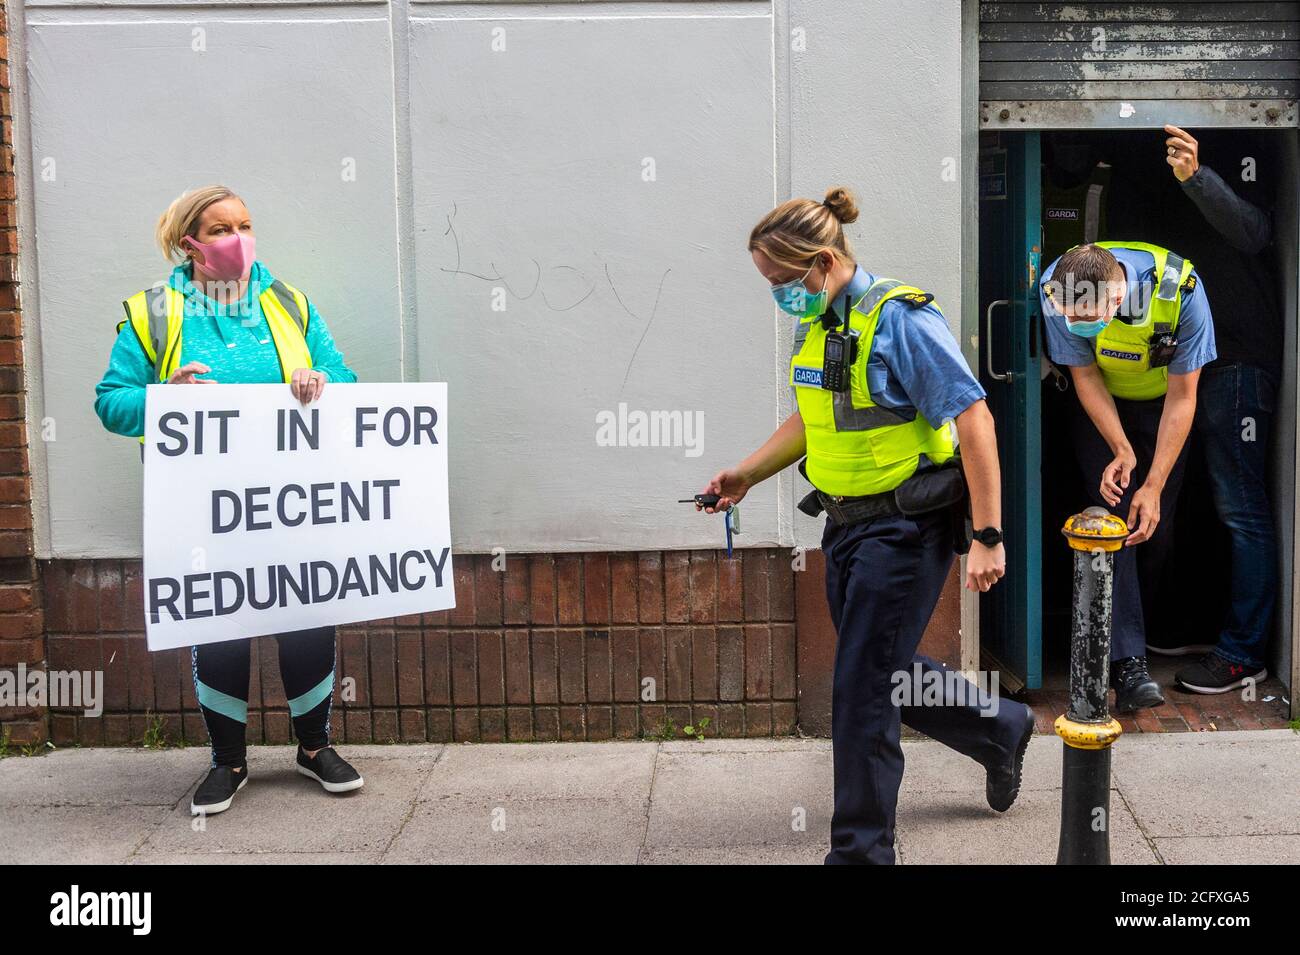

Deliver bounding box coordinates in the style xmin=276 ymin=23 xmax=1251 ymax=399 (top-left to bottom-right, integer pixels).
xmin=896 ymin=291 xmax=934 ymax=309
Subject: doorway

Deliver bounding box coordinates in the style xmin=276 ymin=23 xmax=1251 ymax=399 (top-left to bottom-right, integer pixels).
xmin=976 ymin=127 xmax=1299 ymax=715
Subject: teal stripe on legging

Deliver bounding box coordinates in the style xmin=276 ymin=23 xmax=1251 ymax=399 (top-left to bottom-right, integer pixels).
xmin=287 ymin=670 xmax=335 ymax=718
xmin=194 ymin=678 xmax=248 ymax=725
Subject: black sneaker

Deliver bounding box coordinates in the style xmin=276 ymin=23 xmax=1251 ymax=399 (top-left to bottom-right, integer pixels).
xmin=1145 ymin=635 xmax=1215 ymax=657
xmin=1112 ymin=656 xmax=1164 ymax=713
xmin=191 ymin=763 xmax=248 ymax=815
xmin=986 ymin=707 xmax=1035 ymax=813
xmin=296 ymin=746 xmax=364 ymax=794
xmin=1175 ymin=653 xmax=1268 ymax=695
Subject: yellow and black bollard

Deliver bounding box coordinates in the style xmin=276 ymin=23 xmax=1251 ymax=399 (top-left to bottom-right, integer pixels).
xmin=1055 ymin=507 xmax=1128 ymax=865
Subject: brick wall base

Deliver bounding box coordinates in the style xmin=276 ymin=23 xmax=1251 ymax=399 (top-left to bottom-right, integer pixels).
xmin=40 ymin=550 xmax=803 ymax=745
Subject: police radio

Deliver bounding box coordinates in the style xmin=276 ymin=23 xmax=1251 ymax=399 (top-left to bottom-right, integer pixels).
xmin=821 ymin=292 xmax=858 ymax=392
xmin=1148 ymin=323 xmax=1178 ymax=369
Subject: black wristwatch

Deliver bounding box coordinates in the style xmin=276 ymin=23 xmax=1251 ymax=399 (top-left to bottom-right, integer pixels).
xmin=972 ymin=527 xmax=1003 ymax=547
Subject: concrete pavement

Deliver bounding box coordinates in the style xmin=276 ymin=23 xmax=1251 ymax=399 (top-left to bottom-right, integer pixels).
xmin=2 ymin=730 xmax=1298 ymax=864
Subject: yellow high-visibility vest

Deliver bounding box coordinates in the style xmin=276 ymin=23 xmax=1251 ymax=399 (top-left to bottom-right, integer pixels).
xmin=117 ymin=278 xmax=314 ymax=442
xmin=790 ymin=279 xmax=955 ymax=497
xmin=1091 ymin=241 xmax=1194 ymax=401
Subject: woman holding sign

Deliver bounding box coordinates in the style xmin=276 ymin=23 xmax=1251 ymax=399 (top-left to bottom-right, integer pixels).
xmin=94 ymin=185 xmax=364 ymax=815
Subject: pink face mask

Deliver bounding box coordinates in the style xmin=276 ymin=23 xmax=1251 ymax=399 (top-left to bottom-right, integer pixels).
xmin=182 ymin=232 xmax=256 ymax=282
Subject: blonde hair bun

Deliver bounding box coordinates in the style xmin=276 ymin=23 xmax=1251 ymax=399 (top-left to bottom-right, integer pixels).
xmin=748 ymin=188 xmax=857 ymax=273
xmin=822 ymin=187 xmax=859 ymax=225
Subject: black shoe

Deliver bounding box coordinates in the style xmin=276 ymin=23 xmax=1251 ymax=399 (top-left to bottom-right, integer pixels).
xmin=1112 ymin=656 xmax=1164 ymax=713
xmin=986 ymin=708 xmax=1034 ymax=813
xmin=1175 ymin=652 xmax=1268 ymax=695
xmin=191 ymin=762 xmax=248 ymax=815
xmin=1145 ymin=635 xmax=1215 ymax=657
xmin=296 ymin=746 xmax=364 ymax=794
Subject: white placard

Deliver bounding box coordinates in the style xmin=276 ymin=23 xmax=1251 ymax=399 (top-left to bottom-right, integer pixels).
xmin=142 ymin=383 xmax=455 ymax=650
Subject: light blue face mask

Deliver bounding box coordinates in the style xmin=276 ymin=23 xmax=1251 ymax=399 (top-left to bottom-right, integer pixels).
xmin=1066 ymin=317 xmax=1108 ymax=338
xmin=772 ymin=264 xmax=829 ymax=318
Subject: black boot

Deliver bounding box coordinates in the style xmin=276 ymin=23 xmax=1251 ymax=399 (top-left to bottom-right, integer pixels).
xmin=1112 ymin=656 xmax=1163 ymax=713
xmin=985 ymin=707 xmax=1035 ymax=813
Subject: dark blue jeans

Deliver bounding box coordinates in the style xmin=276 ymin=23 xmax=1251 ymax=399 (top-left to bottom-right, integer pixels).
xmin=1195 ymin=363 xmax=1277 ymax=669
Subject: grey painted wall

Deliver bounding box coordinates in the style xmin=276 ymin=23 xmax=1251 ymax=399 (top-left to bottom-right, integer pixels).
xmin=16 ymin=0 xmax=968 ymax=557
xmin=23 ymin=1 xmax=402 ymax=556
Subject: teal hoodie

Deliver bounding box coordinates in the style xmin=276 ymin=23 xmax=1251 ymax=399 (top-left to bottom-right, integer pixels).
xmin=94 ymin=260 xmax=357 ymax=437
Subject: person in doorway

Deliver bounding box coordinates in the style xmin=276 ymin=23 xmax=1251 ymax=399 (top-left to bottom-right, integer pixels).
xmin=1158 ymin=124 xmax=1276 ymax=694
xmin=1039 ymin=134 xmax=1113 ymax=389
xmin=1041 ymin=242 xmax=1216 ymax=712
xmin=93 ymin=185 xmax=364 ymax=815
xmin=698 ymin=187 xmax=1035 ymax=865
xmin=1041 ymin=133 xmax=1111 ymax=265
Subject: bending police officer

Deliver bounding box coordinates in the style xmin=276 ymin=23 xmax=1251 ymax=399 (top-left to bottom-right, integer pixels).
xmin=1040 ymin=241 xmax=1216 ymax=712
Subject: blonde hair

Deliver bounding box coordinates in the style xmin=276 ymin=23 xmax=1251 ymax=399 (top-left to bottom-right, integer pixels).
xmin=748 ymin=186 xmax=859 ymax=272
xmin=155 ymin=185 xmax=242 ymax=262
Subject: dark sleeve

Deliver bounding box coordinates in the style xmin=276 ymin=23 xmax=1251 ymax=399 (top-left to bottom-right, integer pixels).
xmin=1179 ymin=164 xmax=1273 ymax=255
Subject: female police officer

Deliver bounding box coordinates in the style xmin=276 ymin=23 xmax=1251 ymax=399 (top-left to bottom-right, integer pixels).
xmin=94 ymin=185 xmax=363 ymax=816
xmin=699 ymin=187 xmax=1035 ymax=864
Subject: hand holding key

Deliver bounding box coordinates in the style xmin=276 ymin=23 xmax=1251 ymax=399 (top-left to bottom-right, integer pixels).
xmin=693 ymin=467 xmax=751 ymax=514
xmin=680 ymin=484 xmax=743 ymax=558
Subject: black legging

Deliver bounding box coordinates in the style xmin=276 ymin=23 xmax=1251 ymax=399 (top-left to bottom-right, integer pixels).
xmin=191 ymin=626 xmax=336 ymax=766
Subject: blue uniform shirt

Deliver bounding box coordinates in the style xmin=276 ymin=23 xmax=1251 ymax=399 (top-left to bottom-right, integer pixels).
xmin=1040 ymin=246 xmax=1217 ymax=375
xmin=810 ymin=265 xmax=985 ymax=430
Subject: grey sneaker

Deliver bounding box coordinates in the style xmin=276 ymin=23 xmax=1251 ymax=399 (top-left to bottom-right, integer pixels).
xmin=1175 ymin=653 xmax=1267 ymax=695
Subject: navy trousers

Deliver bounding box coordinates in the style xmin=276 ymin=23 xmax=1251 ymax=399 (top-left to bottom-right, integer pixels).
xmin=821 ymin=509 xmax=1032 ymax=865
xmin=1069 ymin=393 xmax=1188 ymax=660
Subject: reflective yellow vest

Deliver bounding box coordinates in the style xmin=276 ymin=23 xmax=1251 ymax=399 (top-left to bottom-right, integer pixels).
xmin=790 ymin=279 xmax=955 ymax=497
xmin=117 ymin=278 xmax=314 ymax=442
xmin=1091 ymin=241 xmax=1194 ymax=401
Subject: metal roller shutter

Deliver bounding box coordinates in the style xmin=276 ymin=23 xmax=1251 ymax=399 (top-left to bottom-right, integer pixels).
xmin=980 ymin=1 xmax=1300 ymax=128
